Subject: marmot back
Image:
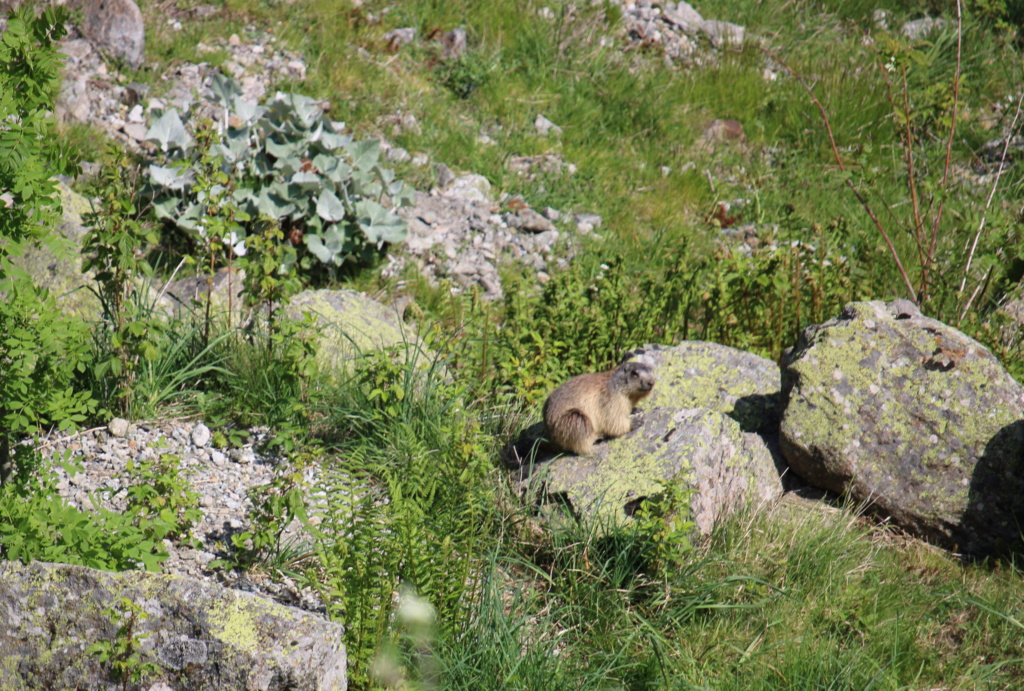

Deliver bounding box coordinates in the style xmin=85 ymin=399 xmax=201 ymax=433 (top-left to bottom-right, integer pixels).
xmin=542 ymin=361 xmax=655 ymax=455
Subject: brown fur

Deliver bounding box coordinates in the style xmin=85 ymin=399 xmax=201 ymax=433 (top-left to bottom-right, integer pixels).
xmin=542 ymin=361 xmax=655 ymax=455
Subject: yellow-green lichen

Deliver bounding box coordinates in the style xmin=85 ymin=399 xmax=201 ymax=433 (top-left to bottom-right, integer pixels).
xmin=286 ymin=288 xmax=430 ymax=374
xmin=784 ymin=301 xmax=1024 ymax=518
xmin=639 ymin=342 xmax=780 ymax=431
xmin=205 ymin=593 xmax=297 ymax=653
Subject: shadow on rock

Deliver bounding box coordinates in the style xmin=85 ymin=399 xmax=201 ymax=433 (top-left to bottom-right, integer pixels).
xmin=962 ymin=419 xmax=1024 ymax=558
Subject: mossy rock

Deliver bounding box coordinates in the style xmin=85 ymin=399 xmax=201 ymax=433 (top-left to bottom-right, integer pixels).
xmin=508 ymin=341 xmax=786 ymax=533
xmin=287 ymin=288 xmax=429 ymax=374
xmin=0 ymin=560 xmax=346 ymax=690
xmin=780 ymin=300 xmax=1024 ymax=556
xmin=518 ymin=406 xmax=782 ymax=532
xmin=625 ymin=342 xmax=781 ymax=432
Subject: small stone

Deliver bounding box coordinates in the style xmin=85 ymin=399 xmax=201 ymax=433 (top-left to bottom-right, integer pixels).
xmin=191 ymin=424 xmax=211 ymax=448
xmin=701 ymin=118 xmax=746 ymax=145
xmin=901 ymin=17 xmax=947 ymax=40
xmin=228 ymin=33 xmax=242 ymax=47
xmin=662 ymin=1 xmax=703 ymax=32
xmin=108 ymin=418 xmax=130 ymax=438
xmin=386 ymin=147 xmax=411 ymax=163
xmin=537 ymin=271 xmax=551 ymax=284
xmin=444 ymin=174 xmax=492 ymax=202
xmin=122 ymin=123 xmax=149 ymax=142
xmin=700 ymin=20 xmax=745 ymax=49
xmin=383 ymin=27 xmax=417 ymax=48
xmin=82 ymin=0 xmax=145 ymax=70
xmin=126 ymin=104 xmax=145 ymax=123
xmin=210 ymin=450 xmax=226 ymax=465
xmin=435 ymin=163 xmax=456 ymax=188
xmin=534 ymin=229 xmax=559 ymax=249
xmin=228 ymin=448 xmax=254 ymax=464
xmin=535 ymin=114 xmax=562 ymax=137
xmin=517 ymin=207 xmax=556 ymax=233
xmin=440 ymin=28 xmax=467 ymax=60
xmin=411 ymin=153 xmax=430 ymax=167
xmin=542 ymin=207 xmax=562 ymax=221
xmin=574 ymin=212 xmax=603 ymax=229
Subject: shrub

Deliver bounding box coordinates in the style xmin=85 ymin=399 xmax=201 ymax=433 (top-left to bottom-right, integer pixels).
xmin=144 ymin=75 xmax=414 ymax=276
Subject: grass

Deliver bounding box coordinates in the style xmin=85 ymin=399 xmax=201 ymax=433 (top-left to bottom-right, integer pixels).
xmin=32 ymin=0 xmax=1024 ymax=688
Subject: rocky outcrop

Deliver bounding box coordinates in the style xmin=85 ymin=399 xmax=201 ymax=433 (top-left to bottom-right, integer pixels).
xmin=506 ymin=342 xmax=785 ymax=532
xmin=81 ymin=0 xmax=145 ymax=70
xmin=781 ymin=300 xmax=1024 ymax=556
xmin=0 ymin=560 xmax=346 ymax=690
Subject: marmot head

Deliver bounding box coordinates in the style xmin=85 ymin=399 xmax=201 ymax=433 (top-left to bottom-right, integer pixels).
xmin=611 ymin=361 xmax=655 ymax=403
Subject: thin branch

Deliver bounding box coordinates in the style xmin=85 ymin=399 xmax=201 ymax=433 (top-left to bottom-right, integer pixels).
xmin=35 ymin=426 xmax=108 ymax=452
xmin=763 ymin=48 xmax=918 ymax=302
xmin=958 ymin=80 xmax=1024 ymax=301
xmin=959 ymin=266 xmax=994 ymax=325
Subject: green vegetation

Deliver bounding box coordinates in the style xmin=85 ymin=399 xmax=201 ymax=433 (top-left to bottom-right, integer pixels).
xmin=1 ymin=0 xmax=1023 ymax=689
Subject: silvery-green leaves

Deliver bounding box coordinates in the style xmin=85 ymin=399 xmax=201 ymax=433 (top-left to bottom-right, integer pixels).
xmin=146 ymin=109 xmax=192 ymax=153
xmin=143 ymin=76 xmax=410 ymax=268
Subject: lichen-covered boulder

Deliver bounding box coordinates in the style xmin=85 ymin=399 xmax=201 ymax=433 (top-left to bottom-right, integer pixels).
xmin=287 ymin=289 xmax=426 ymax=373
xmin=626 ymin=342 xmax=781 ymax=432
xmin=524 ymin=407 xmax=781 ymax=532
xmin=780 ymin=300 xmax=1024 ymax=555
xmin=0 ymin=560 xmax=346 ymax=690
xmin=508 ymin=342 xmax=785 ymax=531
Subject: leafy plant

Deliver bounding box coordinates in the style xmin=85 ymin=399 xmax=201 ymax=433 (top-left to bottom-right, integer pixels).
xmin=218 ymin=455 xmax=310 ymax=570
xmin=122 ymin=451 xmax=204 ymax=544
xmin=0 ymin=459 xmax=168 ymax=571
xmin=0 ymin=5 xmax=95 ymax=485
xmin=88 ymin=597 xmax=161 ymax=689
xmin=295 ymin=343 xmax=494 ymax=687
xmin=82 ymin=150 xmax=164 ymax=415
xmin=144 ymin=74 xmax=414 ymax=274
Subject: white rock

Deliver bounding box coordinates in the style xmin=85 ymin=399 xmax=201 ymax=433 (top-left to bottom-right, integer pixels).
xmin=701 ymin=20 xmax=745 ymax=49
xmin=663 ymin=1 xmax=703 ymax=32
xmin=191 ymin=423 xmax=211 ymax=448
xmin=535 ymin=114 xmax=563 ymax=137
xmin=108 ymin=418 xmax=130 ymax=438
xmin=443 ymin=174 xmax=493 ymax=202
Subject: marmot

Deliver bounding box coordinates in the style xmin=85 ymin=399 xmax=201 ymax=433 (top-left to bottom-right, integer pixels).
xmin=543 ymin=361 xmax=655 ymax=455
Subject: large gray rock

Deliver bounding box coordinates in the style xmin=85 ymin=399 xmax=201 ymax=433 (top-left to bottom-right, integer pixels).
xmin=82 ymin=0 xmax=145 ymax=70
xmin=519 ymin=407 xmax=781 ymax=533
xmin=627 ymin=342 xmax=781 ymax=433
xmin=287 ymin=289 xmax=425 ymax=374
xmin=507 ymin=342 xmax=786 ymax=532
xmin=0 ymin=560 xmax=346 ymax=690
xmin=781 ymin=300 xmax=1024 ymax=556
